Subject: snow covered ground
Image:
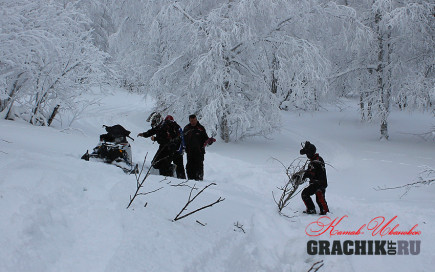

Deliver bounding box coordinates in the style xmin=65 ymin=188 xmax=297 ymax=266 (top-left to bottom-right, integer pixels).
xmin=1 ymin=89 xmax=434 ymax=272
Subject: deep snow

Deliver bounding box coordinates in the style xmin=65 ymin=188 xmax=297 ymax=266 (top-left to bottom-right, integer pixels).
xmin=1 ymin=89 xmax=434 ymax=272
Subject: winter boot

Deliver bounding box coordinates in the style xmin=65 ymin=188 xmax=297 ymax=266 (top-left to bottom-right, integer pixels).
xmin=303 ymin=209 xmax=316 ymax=214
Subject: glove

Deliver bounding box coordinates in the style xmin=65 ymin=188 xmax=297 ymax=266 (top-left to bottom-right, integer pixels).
xmin=292 ymin=170 xmax=305 ymax=185
xmin=204 ymin=137 xmax=216 ymax=147
xmin=137 ymin=133 xmax=143 ymax=137
xmin=296 ymin=176 xmax=304 ymax=185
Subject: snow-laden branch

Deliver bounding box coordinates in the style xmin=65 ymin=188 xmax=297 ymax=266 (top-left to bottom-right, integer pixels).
xmin=328 ymin=65 xmax=378 ymax=81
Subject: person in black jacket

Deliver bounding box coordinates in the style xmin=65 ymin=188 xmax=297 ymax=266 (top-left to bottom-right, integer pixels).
xmin=138 ymin=115 xmax=186 ymax=179
xmin=183 ymin=114 xmax=210 ymax=180
xmin=297 ymin=141 xmax=329 ymax=215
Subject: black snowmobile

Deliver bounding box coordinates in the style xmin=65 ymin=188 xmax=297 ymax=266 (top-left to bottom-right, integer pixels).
xmin=81 ymin=125 xmax=138 ymax=174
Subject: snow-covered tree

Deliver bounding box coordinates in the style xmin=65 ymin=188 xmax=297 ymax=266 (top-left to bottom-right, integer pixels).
xmin=146 ymin=0 xmax=370 ymax=142
xmin=105 ymin=0 xmax=164 ymax=92
xmin=263 ymin=1 xmax=371 ymax=111
xmin=148 ymin=1 xmax=280 ymax=142
xmin=62 ymin=0 xmax=116 ymax=52
xmin=330 ymin=0 xmax=434 ymax=139
xmin=0 ymin=0 xmax=109 ymax=126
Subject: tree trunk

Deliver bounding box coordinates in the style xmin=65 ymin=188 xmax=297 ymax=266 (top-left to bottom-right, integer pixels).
xmin=380 ymin=120 xmax=389 ymax=140
xmin=375 ymin=9 xmax=389 ymax=140
xmin=271 ymin=53 xmax=278 ymax=94
xmin=47 ymin=104 xmax=60 ymax=126
xmin=220 ymin=57 xmax=231 ymax=143
xmin=1 ymin=72 xmax=25 ymax=113
xmin=381 ymin=30 xmax=392 ymax=140
xmin=220 ymin=113 xmax=230 ymax=143
xmin=5 ymin=100 xmax=15 ymax=120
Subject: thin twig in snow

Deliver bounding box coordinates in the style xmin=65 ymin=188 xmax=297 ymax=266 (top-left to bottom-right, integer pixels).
xmin=234 ymin=221 xmax=246 ymax=233
xmin=127 ymin=153 xmax=156 ymax=209
xmin=138 ymin=187 xmax=164 ymax=196
xmin=170 ymin=180 xmax=197 ymax=189
xmin=374 ymin=166 xmax=434 ymax=198
xmin=307 ymin=260 xmax=324 ymax=272
xmin=196 ymin=220 xmax=207 ymax=226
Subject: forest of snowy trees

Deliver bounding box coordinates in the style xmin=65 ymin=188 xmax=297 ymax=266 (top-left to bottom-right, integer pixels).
xmin=1 ymin=0 xmax=434 ymax=141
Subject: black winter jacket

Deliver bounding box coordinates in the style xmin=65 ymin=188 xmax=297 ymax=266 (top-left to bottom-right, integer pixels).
xmin=303 ymin=154 xmax=328 ymax=188
xmin=142 ymin=120 xmax=181 ymax=147
xmin=183 ymin=122 xmax=208 ymax=155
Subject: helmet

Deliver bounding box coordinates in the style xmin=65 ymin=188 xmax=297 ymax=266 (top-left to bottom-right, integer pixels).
xmin=147 ymin=112 xmax=162 ymax=128
xmin=300 ymin=141 xmax=316 ymax=158
xmin=165 ymin=115 xmax=174 ymax=121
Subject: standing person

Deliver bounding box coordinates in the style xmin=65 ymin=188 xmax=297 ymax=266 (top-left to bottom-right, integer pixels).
xmin=137 ymin=115 xmax=186 ymax=179
xmin=297 ymin=141 xmax=329 ymax=215
xmin=183 ymin=114 xmax=211 ymax=180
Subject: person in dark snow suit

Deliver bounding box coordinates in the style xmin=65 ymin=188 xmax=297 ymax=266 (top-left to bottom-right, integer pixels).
xmin=183 ymin=115 xmax=210 ymax=181
xmin=138 ymin=115 xmax=186 ymax=179
xmin=297 ymin=141 xmax=329 ymax=215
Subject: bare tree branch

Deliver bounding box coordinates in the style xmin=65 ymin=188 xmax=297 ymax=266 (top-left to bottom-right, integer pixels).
xmin=170 ymin=180 xmax=198 ymax=189
xmin=307 ymin=260 xmax=324 ymax=272
xmin=234 ymin=221 xmax=246 ymax=233
xmin=127 ymin=146 xmax=179 ymax=208
xmin=127 ymin=153 xmax=157 ymax=209
xmin=138 ymin=187 xmax=164 ymax=196
xmin=196 ymin=220 xmax=207 ymax=226
xmin=278 ymin=210 xmax=299 ymax=219
xmin=374 ymin=166 xmax=434 ymax=198
xmin=173 ymin=183 xmax=225 ymax=221
xmin=272 ymin=157 xmax=308 ymax=213
xmin=135 ymin=153 xmax=149 ymax=187
xmin=174 ymin=197 xmax=225 ymax=221
xmin=402 ymin=128 xmax=435 ymax=142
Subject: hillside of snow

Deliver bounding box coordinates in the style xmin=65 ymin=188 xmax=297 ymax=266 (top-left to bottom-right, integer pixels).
xmin=1 ymin=89 xmax=434 ymax=272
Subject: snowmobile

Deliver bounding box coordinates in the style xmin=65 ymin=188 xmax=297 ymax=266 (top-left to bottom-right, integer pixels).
xmin=81 ymin=124 xmax=138 ymax=174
